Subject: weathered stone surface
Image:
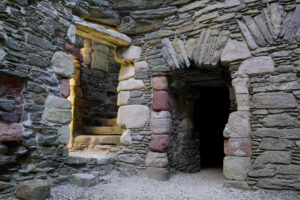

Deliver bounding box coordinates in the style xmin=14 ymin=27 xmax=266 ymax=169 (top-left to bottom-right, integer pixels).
xmin=237 ymin=20 xmax=259 ymax=50
xmin=253 ymin=92 xmax=297 ymax=109
xmin=43 ymin=96 xmax=72 ymax=124
xmin=151 ymin=111 xmax=172 ymax=134
xmin=147 ymin=167 xmax=169 ymax=181
xmin=248 ymin=168 xmax=276 ymax=178
xmin=117 ymin=105 xmax=150 ymax=128
xmin=224 ymin=111 xmax=250 ymax=138
xmin=254 ymin=14 xmax=274 ymax=44
xmin=51 ymin=51 xmax=74 ymax=78
xmin=243 ymin=16 xmax=267 ymax=47
xmin=172 ymin=38 xmax=190 ymax=68
xmin=146 ymin=152 xmax=168 ymax=168
xmin=134 ymin=61 xmax=148 ymax=70
xmin=257 ymin=177 xmax=300 ymax=190
xmin=149 ymin=135 xmax=170 ymax=152
xmin=232 ymin=77 xmax=249 ymax=94
xmin=117 ymin=91 xmax=130 ymax=106
xmin=254 ymin=128 xmax=300 ymax=139
xmin=238 ymin=56 xmax=275 ymax=75
xmin=178 ymin=0 xmax=208 ymax=12
xmin=64 ymin=156 xmax=88 ymax=165
xmin=118 ymin=154 xmax=143 ymax=164
xmin=117 ymin=78 xmax=144 ymax=92
xmin=16 ymin=179 xmax=50 ymax=200
xmin=57 ymin=125 xmax=70 ymax=145
xmin=118 ymin=65 xmax=135 ymax=81
xmin=60 ymin=79 xmax=70 ymax=98
xmin=152 ymin=91 xmax=172 ymax=111
xmin=144 ymin=30 xmax=175 ymax=41
xmin=74 ymin=16 xmax=131 ymax=46
xmin=285 ymin=4 xmax=300 ymax=41
xmin=277 ymin=165 xmax=300 ymax=175
xmin=131 ymin=7 xmax=177 ymax=20
xmin=259 ymin=138 xmax=292 ymax=150
xmin=261 ymin=114 xmax=297 ymax=127
xmin=223 ymin=156 xmax=251 ymax=181
xmin=255 ymin=151 xmax=291 ymax=166
xmin=220 ymin=39 xmax=251 ymax=65
xmin=269 ymin=3 xmax=284 ymax=38
xmin=120 ymin=129 xmax=132 ymax=146
xmin=70 ymin=173 xmax=97 ymax=187
xmin=74 ymin=135 xmax=121 ymax=145
xmin=152 ymin=76 xmax=168 ymax=91
xmin=117 ymin=45 xmax=141 ymax=62
xmin=224 ymin=138 xmax=251 ymax=156
xmin=67 ymin=24 xmax=76 ymax=44
xmin=236 ymin=94 xmax=250 ymax=111
xmin=0 ymin=122 xmax=22 ymax=142
xmin=161 ymin=38 xmax=180 ymax=69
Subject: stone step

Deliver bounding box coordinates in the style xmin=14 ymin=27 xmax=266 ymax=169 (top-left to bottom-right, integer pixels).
xmin=94 ymin=118 xmax=117 ymax=126
xmin=83 ymin=126 xmax=123 ymax=135
xmin=74 ymin=135 xmax=121 ymax=145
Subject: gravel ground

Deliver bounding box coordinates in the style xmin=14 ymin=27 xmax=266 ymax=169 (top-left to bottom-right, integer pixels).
xmin=47 ymin=168 xmax=300 ymax=200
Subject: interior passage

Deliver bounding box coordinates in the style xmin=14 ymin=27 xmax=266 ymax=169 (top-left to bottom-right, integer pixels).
xmin=194 ymin=87 xmax=230 ymax=168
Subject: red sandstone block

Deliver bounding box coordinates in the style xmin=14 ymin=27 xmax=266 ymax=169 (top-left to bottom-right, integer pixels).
xmin=60 ymin=79 xmax=70 ymax=98
xmin=0 ymin=122 xmax=22 ymax=142
xmin=224 ymin=138 xmax=251 ymax=156
xmin=149 ymin=135 xmax=170 ymax=152
xmin=152 ymin=76 xmax=168 ymax=91
xmin=64 ymin=43 xmax=83 ymax=62
xmin=152 ymin=91 xmax=172 ymax=112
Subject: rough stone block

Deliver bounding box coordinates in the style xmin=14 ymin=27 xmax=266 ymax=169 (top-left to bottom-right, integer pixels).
xmin=134 ymin=61 xmax=148 ymax=70
xmin=146 ymin=152 xmax=168 ymax=168
xmin=151 ymin=111 xmax=171 ymax=134
xmin=0 ymin=122 xmax=22 ymax=142
xmin=149 ymin=135 xmax=170 ymax=152
xmin=220 ymin=39 xmax=251 ymax=65
xmin=238 ymin=56 xmax=275 ymax=75
xmin=223 ymin=156 xmax=251 ymax=181
xmin=60 ymin=79 xmax=70 ymax=98
xmin=51 ymin=51 xmax=74 ymax=78
xmin=120 ymin=129 xmax=132 ymax=146
xmin=119 ymin=65 xmax=135 ymax=81
xmin=117 ymin=105 xmax=150 ymax=128
xmin=70 ymin=173 xmax=97 ymax=187
xmin=16 ymin=179 xmax=50 ymax=200
xmin=117 ymin=91 xmax=130 ymax=106
xmin=253 ymin=92 xmax=297 ymax=109
xmin=232 ymin=77 xmax=249 ymax=94
xmin=43 ymin=96 xmax=72 ymax=124
xmin=261 ymin=114 xmax=298 ymax=127
xmin=224 ymin=138 xmax=251 ymax=156
xmin=152 ymin=91 xmax=172 ymax=111
xmin=147 ymin=167 xmax=169 ymax=181
xmin=152 ymin=76 xmax=168 ymax=91
xmin=254 ymin=128 xmax=300 ymax=139
xmin=57 ymin=125 xmax=70 ymax=145
xmin=67 ymin=25 xmax=76 ymax=44
xmin=236 ymin=94 xmax=250 ymax=111
xmin=254 ymin=151 xmax=291 ymax=166
xmin=224 ymin=111 xmax=250 ymax=138
xmin=117 ymin=45 xmax=141 ymax=62
xmin=117 ymin=78 xmax=144 ymax=92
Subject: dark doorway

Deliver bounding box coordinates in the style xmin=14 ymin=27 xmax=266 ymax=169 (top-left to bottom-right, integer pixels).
xmin=194 ymin=87 xmax=230 ymax=168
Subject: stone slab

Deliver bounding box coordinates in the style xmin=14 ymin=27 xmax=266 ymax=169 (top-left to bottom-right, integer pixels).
xmin=0 ymin=122 xmax=22 ymax=142
xmin=220 ymin=39 xmax=251 ymax=65
xmin=16 ymin=179 xmax=50 ymax=200
xmin=51 ymin=51 xmax=74 ymax=78
xmin=253 ymin=92 xmax=297 ymax=109
xmin=152 ymin=91 xmax=172 ymax=111
xmin=238 ymin=56 xmax=275 ymax=75
xmin=117 ymin=105 xmax=150 ymax=128
xmin=146 ymin=152 xmax=168 ymax=168
xmin=117 ymin=78 xmax=144 ymax=92
xmin=118 ymin=65 xmax=135 ymax=81
xmin=147 ymin=167 xmax=169 ymax=181
xmin=149 ymin=135 xmax=170 ymax=152
xmin=223 ymin=156 xmax=251 ymax=181
xmin=70 ymin=173 xmax=97 ymax=187
xmin=152 ymin=76 xmax=168 ymax=91
xmin=223 ymin=111 xmax=250 ymax=138
xmin=151 ymin=111 xmax=172 ymax=134
xmin=120 ymin=129 xmax=132 ymax=146
xmin=224 ymin=138 xmax=251 ymax=156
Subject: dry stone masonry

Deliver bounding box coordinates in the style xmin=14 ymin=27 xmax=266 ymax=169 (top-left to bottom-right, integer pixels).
xmin=0 ymin=0 xmax=300 ymax=198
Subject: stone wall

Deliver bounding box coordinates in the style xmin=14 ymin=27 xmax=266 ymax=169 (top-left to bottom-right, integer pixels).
xmin=116 ymin=0 xmax=300 ymax=191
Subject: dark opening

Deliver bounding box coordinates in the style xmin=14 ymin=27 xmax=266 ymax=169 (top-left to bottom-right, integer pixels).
xmin=194 ymin=87 xmax=230 ymax=168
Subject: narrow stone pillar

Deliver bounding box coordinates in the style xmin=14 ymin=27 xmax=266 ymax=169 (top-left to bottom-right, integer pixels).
xmin=146 ymin=76 xmax=171 ymax=181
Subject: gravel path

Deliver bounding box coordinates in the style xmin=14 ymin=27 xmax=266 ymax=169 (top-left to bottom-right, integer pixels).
xmin=48 ymin=168 xmax=300 ymax=200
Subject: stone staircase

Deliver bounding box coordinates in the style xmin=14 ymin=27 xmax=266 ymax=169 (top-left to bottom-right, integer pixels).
xmin=73 ymin=118 xmax=123 ymax=151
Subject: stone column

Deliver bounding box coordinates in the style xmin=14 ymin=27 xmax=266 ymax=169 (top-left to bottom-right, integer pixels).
xmin=146 ymin=76 xmax=171 ymax=181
